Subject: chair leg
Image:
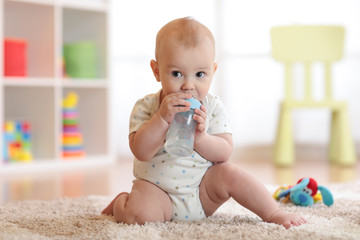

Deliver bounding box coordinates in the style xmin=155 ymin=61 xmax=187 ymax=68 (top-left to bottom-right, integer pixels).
xmin=329 ymin=111 xmax=339 ymax=164
xmin=274 ymin=105 xmax=294 ymax=166
xmin=329 ymin=107 xmax=356 ymax=166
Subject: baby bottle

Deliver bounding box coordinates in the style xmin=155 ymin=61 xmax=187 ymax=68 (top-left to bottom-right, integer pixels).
xmin=164 ymin=97 xmax=202 ymax=157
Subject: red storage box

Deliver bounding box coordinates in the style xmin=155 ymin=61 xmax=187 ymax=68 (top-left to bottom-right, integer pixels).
xmin=3 ymin=38 xmax=27 ymax=77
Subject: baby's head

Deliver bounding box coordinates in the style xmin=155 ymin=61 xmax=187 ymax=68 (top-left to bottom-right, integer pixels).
xmin=151 ymin=17 xmax=217 ymax=102
xmin=155 ymin=17 xmax=215 ymax=61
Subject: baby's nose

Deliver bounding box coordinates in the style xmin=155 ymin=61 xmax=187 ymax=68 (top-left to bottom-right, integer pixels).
xmin=181 ymin=79 xmax=195 ymax=90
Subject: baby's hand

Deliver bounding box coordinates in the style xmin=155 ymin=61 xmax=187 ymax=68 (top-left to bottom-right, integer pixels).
xmin=158 ymin=92 xmax=191 ymax=124
xmin=193 ymin=105 xmax=207 ymax=143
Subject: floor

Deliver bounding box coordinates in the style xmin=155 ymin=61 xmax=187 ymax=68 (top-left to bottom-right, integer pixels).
xmin=1 ymin=145 xmax=359 ymax=203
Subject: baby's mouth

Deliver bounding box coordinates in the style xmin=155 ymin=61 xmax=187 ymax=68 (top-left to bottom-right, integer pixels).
xmin=182 ymin=92 xmax=197 ymax=99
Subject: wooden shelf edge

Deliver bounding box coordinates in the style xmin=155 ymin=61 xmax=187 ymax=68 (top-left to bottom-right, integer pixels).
xmin=0 ymin=155 xmax=115 ymax=175
xmin=61 ymin=0 xmax=108 ymax=12
xmin=6 ymin=0 xmax=108 ymax=11
xmin=62 ymin=78 xmax=109 ymax=88
xmin=2 ymin=77 xmax=56 ymax=87
xmin=5 ymin=0 xmax=54 ymax=7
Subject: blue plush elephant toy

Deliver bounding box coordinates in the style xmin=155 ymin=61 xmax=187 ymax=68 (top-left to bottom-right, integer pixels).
xmin=276 ymin=177 xmax=334 ymax=207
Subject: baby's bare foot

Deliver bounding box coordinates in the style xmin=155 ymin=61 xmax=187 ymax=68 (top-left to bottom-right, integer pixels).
xmin=267 ymin=210 xmax=306 ymax=229
xmin=102 ymin=192 xmax=128 ymax=215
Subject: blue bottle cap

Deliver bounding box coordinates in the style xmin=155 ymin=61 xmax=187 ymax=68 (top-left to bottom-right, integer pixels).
xmin=185 ymin=97 xmax=201 ymax=110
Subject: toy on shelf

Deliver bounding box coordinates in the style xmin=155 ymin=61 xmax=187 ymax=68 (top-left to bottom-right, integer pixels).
xmin=62 ymin=92 xmax=85 ymax=159
xmin=63 ymin=41 xmax=97 ymax=79
xmin=273 ymin=177 xmax=334 ymax=207
xmin=4 ymin=38 xmax=27 ymax=77
xmin=3 ymin=120 xmax=33 ymax=163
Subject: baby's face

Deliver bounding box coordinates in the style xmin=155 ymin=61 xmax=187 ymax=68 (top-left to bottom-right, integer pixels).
xmin=155 ymin=37 xmax=217 ymax=102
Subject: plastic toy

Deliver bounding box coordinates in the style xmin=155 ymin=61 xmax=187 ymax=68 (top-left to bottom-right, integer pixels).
xmin=3 ymin=120 xmax=32 ymax=162
xmin=62 ymin=92 xmax=85 ymax=158
xmin=4 ymin=38 xmax=27 ymax=76
xmin=63 ymin=41 xmax=97 ymax=79
xmin=273 ymin=177 xmax=334 ymax=207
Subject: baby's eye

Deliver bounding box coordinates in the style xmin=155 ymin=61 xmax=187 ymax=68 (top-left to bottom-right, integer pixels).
xmin=171 ymin=71 xmax=182 ymax=77
xmin=196 ymin=72 xmax=205 ymax=78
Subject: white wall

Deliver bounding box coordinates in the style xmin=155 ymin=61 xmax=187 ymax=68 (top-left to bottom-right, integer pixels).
xmin=110 ymin=0 xmax=360 ymax=156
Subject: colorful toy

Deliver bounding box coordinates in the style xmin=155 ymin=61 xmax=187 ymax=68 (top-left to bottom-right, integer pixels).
xmin=63 ymin=41 xmax=97 ymax=79
xmin=4 ymin=38 xmax=27 ymax=77
xmin=62 ymin=92 xmax=85 ymax=158
xmin=3 ymin=120 xmax=32 ymax=163
xmin=273 ymin=177 xmax=334 ymax=207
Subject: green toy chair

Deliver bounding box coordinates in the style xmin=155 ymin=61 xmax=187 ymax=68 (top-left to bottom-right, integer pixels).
xmin=270 ymin=25 xmax=356 ymax=167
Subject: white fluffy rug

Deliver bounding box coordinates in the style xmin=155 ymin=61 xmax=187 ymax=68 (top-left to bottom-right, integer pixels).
xmin=1 ymin=181 xmax=360 ymax=240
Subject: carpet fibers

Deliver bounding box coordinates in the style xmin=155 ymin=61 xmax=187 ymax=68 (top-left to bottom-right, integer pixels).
xmin=1 ymin=181 xmax=360 ymax=240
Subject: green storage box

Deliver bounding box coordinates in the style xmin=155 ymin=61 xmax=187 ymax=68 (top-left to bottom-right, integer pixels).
xmin=63 ymin=41 xmax=97 ymax=79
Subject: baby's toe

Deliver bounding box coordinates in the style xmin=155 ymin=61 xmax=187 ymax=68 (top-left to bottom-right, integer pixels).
xmin=282 ymin=221 xmax=292 ymax=229
xmin=291 ymin=216 xmax=306 ymax=226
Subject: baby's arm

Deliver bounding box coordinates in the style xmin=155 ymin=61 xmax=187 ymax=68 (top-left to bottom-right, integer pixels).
xmin=129 ymin=112 xmax=169 ymax=161
xmin=195 ymin=132 xmax=233 ymax=163
xmin=130 ymin=92 xmax=191 ymax=161
xmin=193 ymin=106 xmax=233 ymax=163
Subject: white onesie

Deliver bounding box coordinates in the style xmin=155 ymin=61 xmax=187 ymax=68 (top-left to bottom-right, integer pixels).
xmin=129 ymin=90 xmax=232 ymax=221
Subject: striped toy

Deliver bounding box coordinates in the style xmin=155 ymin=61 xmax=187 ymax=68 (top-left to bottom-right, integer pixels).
xmin=62 ymin=92 xmax=85 ymax=158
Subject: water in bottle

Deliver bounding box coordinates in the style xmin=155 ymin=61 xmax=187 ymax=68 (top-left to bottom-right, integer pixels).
xmin=165 ymin=97 xmax=201 ymax=157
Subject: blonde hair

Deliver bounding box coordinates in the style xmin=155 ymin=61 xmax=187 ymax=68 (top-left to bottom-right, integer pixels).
xmin=155 ymin=17 xmax=215 ymax=60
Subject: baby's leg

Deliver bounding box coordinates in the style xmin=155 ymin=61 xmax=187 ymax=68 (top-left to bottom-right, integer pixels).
xmin=102 ymin=180 xmax=173 ymax=225
xmin=199 ymin=162 xmax=306 ymax=229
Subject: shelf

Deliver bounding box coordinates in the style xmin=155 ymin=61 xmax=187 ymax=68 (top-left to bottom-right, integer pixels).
xmin=1 ymin=0 xmax=113 ymax=173
xmin=61 ymin=0 xmax=108 ymax=12
xmin=62 ymin=78 xmax=109 ymax=88
xmin=5 ymin=0 xmax=54 ymax=6
xmin=4 ymin=0 xmax=55 ymax=78
xmin=3 ymin=77 xmax=56 ymax=87
xmin=62 ymin=7 xmax=108 ymax=79
xmin=62 ymin=88 xmax=109 ymax=156
xmin=2 ymin=77 xmax=109 ymax=88
xmin=0 ymin=155 xmax=113 ymax=175
xmin=4 ymin=86 xmax=56 ymax=160
xmin=6 ymin=0 xmax=108 ymax=10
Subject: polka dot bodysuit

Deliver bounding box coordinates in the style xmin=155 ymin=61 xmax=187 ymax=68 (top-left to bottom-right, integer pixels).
xmin=130 ymin=90 xmax=232 ymax=221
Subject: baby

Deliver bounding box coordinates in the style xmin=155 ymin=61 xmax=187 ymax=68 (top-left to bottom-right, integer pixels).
xmin=102 ymin=17 xmax=306 ymax=229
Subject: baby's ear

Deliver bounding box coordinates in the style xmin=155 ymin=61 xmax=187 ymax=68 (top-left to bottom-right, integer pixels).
xmin=213 ymin=62 xmax=218 ymax=73
xmin=150 ymin=59 xmax=160 ymax=82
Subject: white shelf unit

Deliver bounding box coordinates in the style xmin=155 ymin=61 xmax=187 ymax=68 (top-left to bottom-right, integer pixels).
xmin=0 ymin=0 xmax=114 ymax=174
